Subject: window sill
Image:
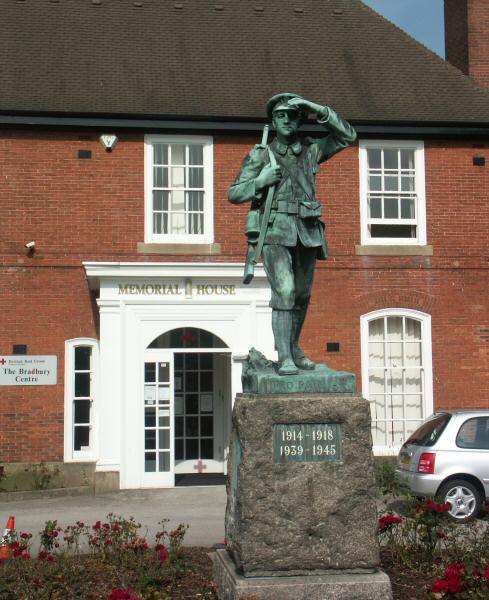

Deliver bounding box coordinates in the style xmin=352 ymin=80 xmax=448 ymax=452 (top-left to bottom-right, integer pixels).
xmin=66 ymin=456 xmax=97 ymax=463
xmin=137 ymin=242 xmax=222 ymax=255
xmin=355 ymin=245 xmax=433 ymax=256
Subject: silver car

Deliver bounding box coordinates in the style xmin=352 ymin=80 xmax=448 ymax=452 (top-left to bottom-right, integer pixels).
xmin=397 ymin=411 xmax=489 ymax=522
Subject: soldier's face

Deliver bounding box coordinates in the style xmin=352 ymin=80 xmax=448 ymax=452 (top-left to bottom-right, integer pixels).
xmin=273 ymin=109 xmax=301 ymax=142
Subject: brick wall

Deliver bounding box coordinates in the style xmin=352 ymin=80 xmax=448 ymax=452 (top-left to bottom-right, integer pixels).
xmin=1 ymin=129 xmax=488 ymax=462
xmin=445 ymin=0 xmax=489 ymax=89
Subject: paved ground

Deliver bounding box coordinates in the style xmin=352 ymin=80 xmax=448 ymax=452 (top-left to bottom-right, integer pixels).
xmin=0 ymin=486 xmax=226 ymax=549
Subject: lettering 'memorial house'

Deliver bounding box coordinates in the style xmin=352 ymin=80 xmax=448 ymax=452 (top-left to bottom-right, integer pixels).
xmin=0 ymin=0 xmax=488 ymax=492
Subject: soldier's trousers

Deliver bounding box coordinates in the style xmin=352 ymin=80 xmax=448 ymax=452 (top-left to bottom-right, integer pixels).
xmin=262 ymin=243 xmax=317 ymax=311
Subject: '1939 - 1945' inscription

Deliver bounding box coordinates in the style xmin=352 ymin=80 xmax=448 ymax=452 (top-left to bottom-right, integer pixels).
xmin=273 ymin=423 xmax=342 ymax=463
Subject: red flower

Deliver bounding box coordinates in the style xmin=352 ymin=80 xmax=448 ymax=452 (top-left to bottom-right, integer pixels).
xmin=104 ymin=539 xmax=113 ymax=546
xmin=484 ymin=567 xmax=489 ymax=581
xmin=445 ymin=562 xmax=466 ymax=575
xmin=107 ymin=588 xmax=140 ymax=600
xmin=433 ymin=501 xmax=451 ymax=513
xmin=92 ymin=521 xmax=101 ymax=531
xmin=446 ymin=576 xmax=462 ymax=593
xmin=431 ymin=579 xmax=449 ymax=593
xmin=378 ymin=514 xmax=402 ymax=532
xmin=12 ymin=544 xmax=26 ymax=557
xmin=47 ymin=554 xmax=55 ymax=562
xmin=424 ymin=499 xmax=451 ymax=513
xmin=20 ymin=532 xmax=32 ymax=540
xmin=431 ymin=563 xmax=466 ymax=595
xmin=158 ymin=550 xmax=169 ymax=562
xmin=155 ymin=544 xmax=165 ymax=552
xmin=103 ymin=523 xmax=110 ymax=530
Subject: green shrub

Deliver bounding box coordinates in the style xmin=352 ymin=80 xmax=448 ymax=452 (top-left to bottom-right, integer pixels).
xmin=374 ymin=459 xmax=409 ymax=497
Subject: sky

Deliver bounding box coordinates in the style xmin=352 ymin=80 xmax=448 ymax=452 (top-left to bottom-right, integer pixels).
xmin=362 ymin=0 xmax=445 ymax=57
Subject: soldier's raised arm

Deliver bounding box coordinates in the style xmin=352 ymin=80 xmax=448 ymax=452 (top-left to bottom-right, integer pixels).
xmin=287 ymin=96 xmax=357 ymax=163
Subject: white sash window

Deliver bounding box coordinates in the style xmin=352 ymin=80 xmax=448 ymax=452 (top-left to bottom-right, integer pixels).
xmin=361 ymin=310 xmax=433 ymax=455
xmin=64 ymin=338 xmax=99 ymax=461
xmin=144 ymin=135 xmax=214 ymax=244
xmin=359 ymin=140 xmax=426 ymax=245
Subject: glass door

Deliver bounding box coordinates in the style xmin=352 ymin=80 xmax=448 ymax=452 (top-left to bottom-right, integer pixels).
xmin=142 ymin=353 xmax=174 ymax=487
xmin=174 ymin=352 xmax=215 ymax=474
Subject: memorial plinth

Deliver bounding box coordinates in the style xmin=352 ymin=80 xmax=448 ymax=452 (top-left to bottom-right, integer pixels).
xmin=213 ymin=391 xmax=392 ymax=599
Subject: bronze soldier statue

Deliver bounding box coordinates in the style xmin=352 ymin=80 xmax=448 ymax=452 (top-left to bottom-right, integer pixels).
xmin=229 ymin=93 xmax=356 ymax=375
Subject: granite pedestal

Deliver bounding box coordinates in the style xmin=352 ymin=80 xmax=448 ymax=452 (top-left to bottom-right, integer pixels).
xmin=213 ymin=391 xmax=392 ymax=599
xmin=213 ymin=549 xmax=392 ymax=600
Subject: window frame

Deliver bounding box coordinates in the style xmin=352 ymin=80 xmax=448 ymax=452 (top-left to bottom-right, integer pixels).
xmin=64 ymin=338 xmax=99 ymax=462
xmin=360 ymin=308 xmax=433 ymax=456
xmin=144 ymin=134 xmax=214 ymax=244
xmin=359 ymin=140 xmax=427 ymax=246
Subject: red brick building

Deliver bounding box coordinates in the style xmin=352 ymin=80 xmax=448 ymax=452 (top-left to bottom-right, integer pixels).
xmin=1 ymin=0 xmax=488 ymax=489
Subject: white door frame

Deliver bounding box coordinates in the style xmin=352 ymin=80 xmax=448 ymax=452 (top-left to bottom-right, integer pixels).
xmin=141 ymin=350 xmax=174 ymax=487
xmin=171 ymin=348 xmax=232 ymax=475
xmin=84 ymin=262 xmax=274 ymax=489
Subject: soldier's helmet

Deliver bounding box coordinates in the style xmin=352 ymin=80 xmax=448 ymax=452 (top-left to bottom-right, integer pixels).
xmin=266 ymin=93 xmax=306 ymax=119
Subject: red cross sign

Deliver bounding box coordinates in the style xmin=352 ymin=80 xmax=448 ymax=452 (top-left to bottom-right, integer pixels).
xmin=193 ymin=460 xmax=207 ymax=474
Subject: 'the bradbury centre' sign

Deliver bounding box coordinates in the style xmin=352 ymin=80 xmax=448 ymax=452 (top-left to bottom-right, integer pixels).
xmin=0 ymin=356 xmax=57 ymax=385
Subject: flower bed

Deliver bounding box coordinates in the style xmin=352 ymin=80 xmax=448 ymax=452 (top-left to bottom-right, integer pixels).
xmin=2 ymin=500 xmax=489 ymax=599
xmin=379 ymin=497 xmax=489 ymax=599
xmin=0 ymin=514 xmax=217 ymax=599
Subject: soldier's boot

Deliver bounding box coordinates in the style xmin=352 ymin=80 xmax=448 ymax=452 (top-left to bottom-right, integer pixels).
xmin=291 ymin=306 xmax=316 ymax=370
xmin=272 ymin=309 xmax=299 ymax=376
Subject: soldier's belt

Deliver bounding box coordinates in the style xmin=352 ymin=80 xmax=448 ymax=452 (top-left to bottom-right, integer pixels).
xmin=275 ymin=200 xmax=299 ymax=214
xmin=273 ymin=199 xmax=322 ymax=219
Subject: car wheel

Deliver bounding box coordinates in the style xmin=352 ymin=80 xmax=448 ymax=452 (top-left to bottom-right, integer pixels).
xmin=439 ymin=479 xmax=483 ymax=522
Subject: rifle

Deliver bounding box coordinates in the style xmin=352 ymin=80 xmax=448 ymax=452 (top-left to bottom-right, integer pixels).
xmin=243 ymin=125 xmax=277 ymax=284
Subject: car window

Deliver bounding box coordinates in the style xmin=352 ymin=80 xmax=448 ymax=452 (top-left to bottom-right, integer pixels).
xmin=405 ymin=413 xmax=451 ymax=447
xmin=456 ymin=417 xmax=489 ymax=449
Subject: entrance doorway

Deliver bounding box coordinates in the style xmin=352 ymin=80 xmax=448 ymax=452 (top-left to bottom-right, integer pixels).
xmin=142 ymin=328 xmax=231 ymax=487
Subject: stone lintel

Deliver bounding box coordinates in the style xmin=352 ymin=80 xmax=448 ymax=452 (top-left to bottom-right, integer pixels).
xmin=355 ymin=244 xmax=433 ymax=256
xmin=137 ymin=242 xmax=222 ymax=255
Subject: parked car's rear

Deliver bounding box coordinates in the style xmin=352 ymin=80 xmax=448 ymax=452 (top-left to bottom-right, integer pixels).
xmin=397 ymin=411 xmax=489 ymax=521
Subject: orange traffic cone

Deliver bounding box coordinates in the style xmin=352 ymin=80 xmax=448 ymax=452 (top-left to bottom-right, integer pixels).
xmin=0 ymin=515 xmax=15 ymax=560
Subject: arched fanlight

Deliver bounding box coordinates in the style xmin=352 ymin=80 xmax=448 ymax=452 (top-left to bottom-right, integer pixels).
xmin=147 ymin=327 xmax=228 ymax=349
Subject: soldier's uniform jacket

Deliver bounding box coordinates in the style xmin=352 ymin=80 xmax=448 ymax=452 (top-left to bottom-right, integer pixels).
xmin=229 ymin=107 xmax=356 ymax=259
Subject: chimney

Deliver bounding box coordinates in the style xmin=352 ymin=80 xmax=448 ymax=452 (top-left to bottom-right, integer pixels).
xmin=445 ymin=0 xmax=489 ymax=89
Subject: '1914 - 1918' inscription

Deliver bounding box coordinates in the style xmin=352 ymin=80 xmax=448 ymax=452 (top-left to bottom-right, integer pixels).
xmin=273 ymin=423 xmax=342 ymax=463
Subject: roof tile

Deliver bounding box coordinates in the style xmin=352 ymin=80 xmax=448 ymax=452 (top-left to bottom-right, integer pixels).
xmin=1 ymin=0 xmax=489 ymax=123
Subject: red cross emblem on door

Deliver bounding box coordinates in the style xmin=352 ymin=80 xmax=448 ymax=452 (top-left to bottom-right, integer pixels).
xmin=193 ymin=460 xmax=207 ymax=474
